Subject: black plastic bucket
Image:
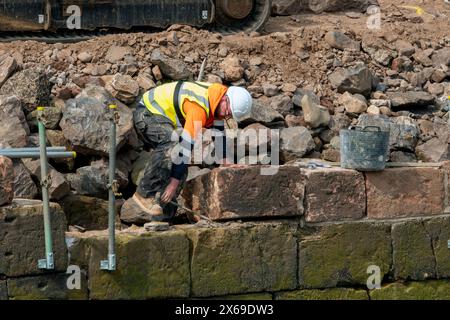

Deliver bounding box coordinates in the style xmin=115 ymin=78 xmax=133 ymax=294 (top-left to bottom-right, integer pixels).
xmin=340 ymin=126 xmax=390 ymax=171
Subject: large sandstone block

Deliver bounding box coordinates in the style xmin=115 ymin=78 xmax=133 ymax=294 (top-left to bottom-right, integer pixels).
xmin=7 ymin=274 xmax=88 ymax=300
xmin=0 ymin=156 xmax=14 ymax=206
xmin=302 ymin=167 xmax=366 ymax=222
xmin=0 ymin=199 xmax=68 ymax=277
xmin=392 ymin=220 xmax=437 ymax=280
xmin=370 ymin=281 xmax=450 ymax=300
xmin=60 ymin=194 xmax=111 ymax=230
xmin=299 ymin=221 xmax=391 ymax=288
xmin=67 ymin=229 xmax=190 ymax=299
xmin=185 ymin=222 xmax=298 ymax=297
xmin=274 ymin=288 xmax=368 ymax=300
xmin=423 ymin=216 xmax=450 ymax=278
xmin=366 ymin=168 xmax=444 ymax=219
xmin=0 ymin=95 xmax=29 ymax=148
xmin=183 ymin=166 xmax=305 ymax=220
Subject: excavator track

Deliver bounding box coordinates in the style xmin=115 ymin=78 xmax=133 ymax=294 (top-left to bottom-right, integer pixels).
xmin=0 ymin=0 xmax=272 ymax=43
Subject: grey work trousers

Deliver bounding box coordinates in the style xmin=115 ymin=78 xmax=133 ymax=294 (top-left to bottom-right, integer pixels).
xmin=133 ymin=104 xmax=187 ymax=220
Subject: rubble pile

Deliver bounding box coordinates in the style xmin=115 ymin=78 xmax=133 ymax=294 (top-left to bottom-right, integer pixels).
xmin=0 ymin=0 xmax=448 ymax=229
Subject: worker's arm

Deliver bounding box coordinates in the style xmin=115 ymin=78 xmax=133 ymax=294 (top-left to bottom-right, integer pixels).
xmin=160 ymin=101 xmax=206 ymax=204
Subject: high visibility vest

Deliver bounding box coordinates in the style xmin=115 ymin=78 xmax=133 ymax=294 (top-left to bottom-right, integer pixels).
xmin=142 ymin=81 xmax=212 ymax=128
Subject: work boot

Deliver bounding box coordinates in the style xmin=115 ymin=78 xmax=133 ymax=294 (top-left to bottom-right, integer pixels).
xmin=132 ymin=192 xmax=163 ymax=216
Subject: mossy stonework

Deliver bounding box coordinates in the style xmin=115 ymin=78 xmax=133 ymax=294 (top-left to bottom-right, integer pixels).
xmin=298 ymin=221 xmax=392 ymax=288
xmin=2 ymin=214 xmax=450 ymax=299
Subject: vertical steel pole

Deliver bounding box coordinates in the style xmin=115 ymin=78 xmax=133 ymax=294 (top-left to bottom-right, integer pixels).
xmin=101 ymin=104 xmax=119 ymax=271
xmin=37 ymin=106 xmax=54 ymax=270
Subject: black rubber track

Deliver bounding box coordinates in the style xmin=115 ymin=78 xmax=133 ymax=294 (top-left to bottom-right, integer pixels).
xmin=0 ymin=1 xmax=272 ymax=43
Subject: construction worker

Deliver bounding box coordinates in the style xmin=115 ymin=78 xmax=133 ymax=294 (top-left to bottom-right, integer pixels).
xmin=129 ymin=81 xmax=253 ymax=223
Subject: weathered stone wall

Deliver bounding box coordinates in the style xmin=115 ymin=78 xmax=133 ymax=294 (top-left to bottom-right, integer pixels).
xmin=1 ymin=164 xmax=450 ymax=300
xmin=2 ymin=216 xmax=449 ymax=300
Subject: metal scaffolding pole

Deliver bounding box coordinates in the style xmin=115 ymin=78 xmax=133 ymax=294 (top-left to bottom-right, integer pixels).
xmin=101 ymin=104 xmax=120 ymax=271
xmin=0 ymin=151 xmax=76 ymax=159
xmin=36 ymin=107 xmax=54 ymax=270
xmin=0 ymin=147 xmax=66 ymax=152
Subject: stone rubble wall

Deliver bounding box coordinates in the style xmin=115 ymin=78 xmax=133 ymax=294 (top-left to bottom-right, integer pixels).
xmin=1 ymin=164 xmax=450 ymax=300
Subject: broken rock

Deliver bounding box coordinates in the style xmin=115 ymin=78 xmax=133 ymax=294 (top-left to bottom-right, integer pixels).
xmin=150 ymin=49 xmax=192 ymax=80
xmin=0 ymin=95 xmax=29 ymax=148
xmin=280 ymin=126 xmax=315 ymax=161
xmin=0 ymin=68 xmax=52 ymax=114
xmin=60 ymin=86 xmax=134 ymax=156
xmin=301 ymin=95 xmax=330 ymax=128
xmin=0 ymin=156 xmax=14 ymax=206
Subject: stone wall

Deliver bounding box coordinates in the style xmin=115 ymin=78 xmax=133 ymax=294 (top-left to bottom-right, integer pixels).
xmin=1 ymin=164 xmax=450 ymax=300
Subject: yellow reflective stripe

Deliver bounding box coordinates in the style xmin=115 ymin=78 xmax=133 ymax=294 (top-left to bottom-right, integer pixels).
xmin=179 ymin=82 xmax=211 ymax=117
xmin=143 ymin=90 xmax=180 ymax=127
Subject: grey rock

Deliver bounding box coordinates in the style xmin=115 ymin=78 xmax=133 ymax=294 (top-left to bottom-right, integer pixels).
xmin=60 ymin=86 xmax=134 ymax=156
xmin=150 ymin=49 xmax=192 ymax=80
xmin=395 ymin=40 xmax=415 ymax=57
xmin=431 ymin=48 xmax=450 ymax=67
xmin=240 ymin=99 xmax=285 ymax=126
xmin=27 ymin=105 xmax=62 ymax=130
xmin=263 ymin=83 xmax=279 ymax=97
xmin=22 ymin=158 xmax=70 ymax=200
xmin=292 ymin=89 xmax=320 ymax=107
xmin=0 ymin=68 xmax=52 ymax=114
xmin=329 ymin=63 xmax=374 ymax=96
xmin=415 ymin=138 xmax=450 ymax=162
xmin=357 ymin=114 xmax=420 ymax=152
xmin=301 ymin=95 xmax=330 ymax=128
xmin=13 ymin=160 xmax=38 ymax=199
xmin=324 ymin=31 xmax=360 ymax=51
xmin=0 ymin=156 xmax=13 ymax=206
xmin=280 ymin=126 xmax=315 ymax=161
xmin=0 ymin=95 xmax=29 ymax=148
xmin=330 ymin=113 xmax=352 ymax=134
xmin=387 ymin=91 xmax=435 ymax=110
xmin=68 ymin=159 xmax=128 ymax=199
xmin=270 ymin=95 xmax=293 ymax=116
xmin=0 ymin=56 xmax=17 ymax=87
xmin=390 ymin=150 xmax=417 ymax=162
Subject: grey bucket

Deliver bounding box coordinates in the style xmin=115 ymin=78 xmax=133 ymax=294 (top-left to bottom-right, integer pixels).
xmin=340 ymin=126 xmax=390 ymax=171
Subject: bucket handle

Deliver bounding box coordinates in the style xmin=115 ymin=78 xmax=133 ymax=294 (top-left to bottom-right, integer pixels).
xmin=349 ymin=126 xmax=382 ymax=132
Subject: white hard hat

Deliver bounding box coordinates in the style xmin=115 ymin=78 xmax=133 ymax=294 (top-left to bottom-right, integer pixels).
xmin=227 ymin=86 xmax=253 ymax=122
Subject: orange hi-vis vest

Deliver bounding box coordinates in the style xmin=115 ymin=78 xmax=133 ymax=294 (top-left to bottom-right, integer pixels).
xmin=142 ymin=81 xmax=213 ymax=128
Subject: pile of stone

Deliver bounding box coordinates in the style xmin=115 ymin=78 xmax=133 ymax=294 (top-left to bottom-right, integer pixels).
xmin=0 ymin=17 xmax=448 ymax=229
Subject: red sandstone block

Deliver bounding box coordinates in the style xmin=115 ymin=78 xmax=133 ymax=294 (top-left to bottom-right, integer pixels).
xmin=366 ymin=167 xmax=444 ymax=219
xmin=183 ymin=165 xmax=305 ymax=220
xmin=302 ymin=167 xmax=366 ymax=223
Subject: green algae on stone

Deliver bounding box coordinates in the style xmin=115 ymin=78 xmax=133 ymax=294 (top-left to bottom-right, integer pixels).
xmin=274 ymin=288 xmax=368 ymax=300
xmin=0 ymin=200 xmax=68 ymax=277
xmin=0 ymin=281 xmax=7 ymax=300
xmin=186 ymin=222 xmax=298 ymax=297
xmin=7 ymin=274 xmax=88 ymax=300
xmin=424 ymin=216 xmax=450 ymax=278
xmin=370 ymin=280 xmax=450 ymax=300
xmin=82 ymin=230 xmax=190 ymax=299
xmin=392 ymin=219 xmax=436 ymax=280
xmin=299 ymin=221 xmax=391 ymax=288
xmin=209 ymin=293 xmax=273 ymax=300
